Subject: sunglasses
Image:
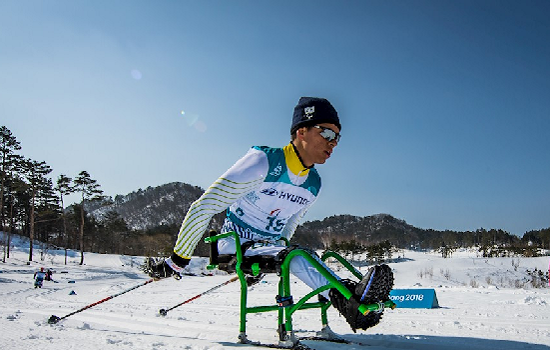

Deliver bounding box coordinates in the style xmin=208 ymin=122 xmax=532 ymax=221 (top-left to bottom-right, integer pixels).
xmin=313 ymin=125 xmax=341 ymax=143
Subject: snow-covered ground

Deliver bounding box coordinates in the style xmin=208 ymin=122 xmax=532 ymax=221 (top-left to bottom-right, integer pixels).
xmin=1 ymin=234 xmax=549 ymax=350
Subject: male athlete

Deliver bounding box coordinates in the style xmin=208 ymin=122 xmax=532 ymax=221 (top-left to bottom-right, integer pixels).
xmin=148 ymin=97 xmax=393 ymax=330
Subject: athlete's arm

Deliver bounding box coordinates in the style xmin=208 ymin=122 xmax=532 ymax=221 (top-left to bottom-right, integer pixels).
xmin=173 ymin=148 xmax=268 ymax=259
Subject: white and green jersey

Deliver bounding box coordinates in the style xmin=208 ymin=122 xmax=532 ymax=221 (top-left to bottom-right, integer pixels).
xmin=173 ymin=143 xmax=321 ymax=259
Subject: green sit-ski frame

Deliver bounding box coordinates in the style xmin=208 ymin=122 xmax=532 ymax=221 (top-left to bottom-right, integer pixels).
xmin=205 ymin=231 xmax=395 ymax=346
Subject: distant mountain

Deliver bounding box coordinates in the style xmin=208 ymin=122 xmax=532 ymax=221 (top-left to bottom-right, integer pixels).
xmin=87 ymin=183 xmax=417 ymax=236
xmin=292 ymin=213 xmax=426 ymax=249
xmin=86 ymin=182 xmax=206 ymax=230
xmin=85 ymin=182 xmax=431 ymax=248
xmin=84 ymin=182 xmax=531 ymax=250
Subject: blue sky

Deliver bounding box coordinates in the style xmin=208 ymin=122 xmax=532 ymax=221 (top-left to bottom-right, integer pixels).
xmin=1 ymin=1 xmax=549 ymax=236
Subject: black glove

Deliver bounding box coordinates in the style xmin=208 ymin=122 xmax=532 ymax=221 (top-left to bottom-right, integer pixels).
xmin=146 ymin=254 xmax=189 ymax=280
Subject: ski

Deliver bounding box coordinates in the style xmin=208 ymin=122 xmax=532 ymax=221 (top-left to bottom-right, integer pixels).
xmin=300 ymin=336 xmax=371 ymax=347
xmin=239 ymin=336 xmax=370 ymax=349
xmin=240 ymin=340 xmax=312 ymax=350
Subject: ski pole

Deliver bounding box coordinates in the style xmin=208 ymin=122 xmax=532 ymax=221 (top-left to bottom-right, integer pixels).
xmin=159 ymin=276 xmax=239 ymax=316
xmin=48 ymin=278 xmax=155 ymax=324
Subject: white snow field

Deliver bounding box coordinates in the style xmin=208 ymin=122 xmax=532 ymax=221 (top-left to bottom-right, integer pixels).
xmin=1 ymin=234 xmax=549 ymax=350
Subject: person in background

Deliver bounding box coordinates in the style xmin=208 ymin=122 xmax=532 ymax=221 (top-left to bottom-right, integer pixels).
xmin=34 ymin=267 xmax=46 ymax=288
xmin=45 ymin=268 xmax=53 ymax=282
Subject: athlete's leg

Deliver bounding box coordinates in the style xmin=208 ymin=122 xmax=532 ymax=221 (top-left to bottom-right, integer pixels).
xmin=218 ymin=237 xmax=337 ymax=298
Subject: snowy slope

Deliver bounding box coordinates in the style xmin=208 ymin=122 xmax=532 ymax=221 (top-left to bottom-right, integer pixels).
xmin=1 ymin=234 xmax=549 ymax=350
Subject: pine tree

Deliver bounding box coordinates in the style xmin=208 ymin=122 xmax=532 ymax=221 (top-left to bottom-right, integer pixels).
xmin=3 ymin=163 xmax=25 ymax=260
xmin=74 ymin=171 xmax=103 ymax=265
xmin=20 ymin=159 xmax=52 ymax=262
xmin=56 ymin=174 xmax=74 ymax=264
xmin=1 ymin=126 xmax=22 ymax=262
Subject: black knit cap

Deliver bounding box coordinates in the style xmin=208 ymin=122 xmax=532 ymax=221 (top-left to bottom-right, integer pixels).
xmin=291 ymin=97 xmax=341 ymax=135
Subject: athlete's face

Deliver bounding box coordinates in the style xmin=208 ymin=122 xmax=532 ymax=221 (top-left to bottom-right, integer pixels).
xmin=298 ymin=123 xmax=340 ymax=166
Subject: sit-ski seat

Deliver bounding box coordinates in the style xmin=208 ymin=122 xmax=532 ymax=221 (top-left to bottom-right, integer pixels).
xmin=204 ymin=230 xmax=395 ymax=347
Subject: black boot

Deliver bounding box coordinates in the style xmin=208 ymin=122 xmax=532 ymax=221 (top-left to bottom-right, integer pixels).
xmin=329 ymin=265 xmax=394 ymax=332
xmin=355 ymin=264 xmax=394 ymax=304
